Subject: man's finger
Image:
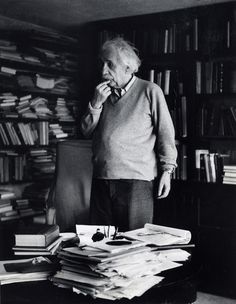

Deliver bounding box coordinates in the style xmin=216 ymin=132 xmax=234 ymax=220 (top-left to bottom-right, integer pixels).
xmin=97 ymin=80 xmax=110 ymax=89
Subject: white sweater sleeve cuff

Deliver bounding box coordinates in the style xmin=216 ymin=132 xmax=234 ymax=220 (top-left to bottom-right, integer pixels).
xmin=88 ymin=102 xmax=103 ymax=114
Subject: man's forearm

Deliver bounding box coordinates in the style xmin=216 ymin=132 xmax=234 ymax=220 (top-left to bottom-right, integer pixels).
xmin=80 ymin=102 xmax=102 ymax=138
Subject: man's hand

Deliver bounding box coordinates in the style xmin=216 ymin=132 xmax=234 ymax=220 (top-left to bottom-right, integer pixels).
xmin=157 ymin=171 xmax=171 ymax=199
xmin=91 ymin=80 xmax=111 ymax=109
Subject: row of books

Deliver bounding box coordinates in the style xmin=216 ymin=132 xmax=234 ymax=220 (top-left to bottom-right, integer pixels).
xmin=0 ymin=93 xmax=77 ymax=120
xmin=197 ymin=105 xmax=236 ymax=137
xmin=194 ymin=149 xmax=229 ymax=183
xmin=165 ymin=146 xmax=235 ymax=183
xmin=148 ymin=68 xmax=184 ymax=96
xmin=0 ymin=151 xmax=26 ymax=183
xmin=134 ymin=18 xmax=199 ymax=55
xmin=168 ymin=96 xmax=187 ymax=138
xmin=0 ymin=121 xmax=49 ymax=146
xmin=100 ymin=12 xmax=234 ymax=56
xmin=148 ymin=69 xmax=187 ymax=138
xmin=195 ymin=61 xmax=236 ymax=94
xmin=0 ymin=148 xmax=56 ymax=183
xmin=0 ymin=121 xmax=74 ymax=146
xmin=101 ymin=17 xmax=199 ymax=54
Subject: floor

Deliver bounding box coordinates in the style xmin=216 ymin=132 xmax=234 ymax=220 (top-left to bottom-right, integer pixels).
xmin=195 ymin=292 xmax=236 ymax=304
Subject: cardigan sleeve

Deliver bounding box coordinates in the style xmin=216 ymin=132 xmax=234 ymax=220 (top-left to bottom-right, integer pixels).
xmin=150 ymin=85 xmax=177 ymax=172
xmin=80 ymin=102 xmax=103 ymax=138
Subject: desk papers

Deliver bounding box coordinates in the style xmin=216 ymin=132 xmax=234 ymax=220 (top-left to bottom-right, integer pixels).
xmin=122 ymin=223 xmax=192 ymax=246
xmin=51 ymin=243 xmax=184 ymax=300
xmin=51 ymin=224 xmax=193 ymax=300
xmin=76 ymin=225 xmax=115 ymax=245
xmin=0 ymin=257 xmax=53 ymax=285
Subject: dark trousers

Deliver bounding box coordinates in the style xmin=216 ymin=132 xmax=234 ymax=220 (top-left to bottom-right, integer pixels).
xmin=90 ymin=178 xmax=155 ymax=232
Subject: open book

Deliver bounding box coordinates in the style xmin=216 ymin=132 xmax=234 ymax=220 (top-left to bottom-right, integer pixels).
xmin=122 ymin=223 xmax=191 ymax=247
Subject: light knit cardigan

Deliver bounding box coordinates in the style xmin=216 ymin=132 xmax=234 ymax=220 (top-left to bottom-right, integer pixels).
xmin=81 ymin=77 xmax=177 ymax=181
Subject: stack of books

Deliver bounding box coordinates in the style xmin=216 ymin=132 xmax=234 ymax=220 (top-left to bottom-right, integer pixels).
xmin=29 ymin=148 xmax=56 ymax=179
xmin=54 ymin=97 xmax=75 ymax=122
xmin=0 ymin=190 xmax=18 ymax=222
xmin=223 ymin=164 xmax=236 ymax=184
xmin=13 ymin=198 xmax=43 ymax=219
xmin=49 ymin=123 xmax=68 ymax=140
xmin=12 ymin=224 xmax=62 ymax=256
xmin=51 ymin=224 xmax=192 ymax=300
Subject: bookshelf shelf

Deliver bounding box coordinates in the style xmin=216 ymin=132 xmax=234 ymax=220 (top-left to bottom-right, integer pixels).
xmin=0 ymin=57 xmax=78 ymax=76
xmin=197 ymin=136 xmax=236 ymax=140
xmin=195 ymin=92 xmax=236 ymax=98
xmin=143 ymin=52 xmax=199 ymax=64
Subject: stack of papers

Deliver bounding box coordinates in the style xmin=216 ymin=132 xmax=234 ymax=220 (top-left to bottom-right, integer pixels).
xmin=51 ymin=241 xmax=187 ymax=300
xmin=50 ymin=224 xmax=193 ymax=300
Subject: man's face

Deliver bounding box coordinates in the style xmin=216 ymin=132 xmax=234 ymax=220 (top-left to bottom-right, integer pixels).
xmin=100 ymin=47 xmax=131 ymax=88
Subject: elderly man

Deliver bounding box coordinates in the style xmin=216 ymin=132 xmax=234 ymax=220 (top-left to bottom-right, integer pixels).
xmin=81 ymin=37 xmax=177 ymax=231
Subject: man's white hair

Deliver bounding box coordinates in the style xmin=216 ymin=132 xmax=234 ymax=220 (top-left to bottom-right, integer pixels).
xmin=101 ymin=37 xmax=141 ymax=73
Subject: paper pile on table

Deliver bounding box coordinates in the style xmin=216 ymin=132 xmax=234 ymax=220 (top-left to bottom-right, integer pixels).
xmin=51 ymin=242 xmax=188 ymax=300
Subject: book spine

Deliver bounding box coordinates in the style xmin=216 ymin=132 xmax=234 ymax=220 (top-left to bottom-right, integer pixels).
xmin=196 ymin=61 xmax=201 ymax=94
xmin=193 ymin=18 xmax=198 ymax=51
xmin=164 ymin=70 xmax=171 ymax=95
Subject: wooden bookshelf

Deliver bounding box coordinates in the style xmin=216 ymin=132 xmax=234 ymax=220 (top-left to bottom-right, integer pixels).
xmin=0 ymin=28 xmax=80 ymax=229
xmin=90 ymin=2 xmax=236 ymax=298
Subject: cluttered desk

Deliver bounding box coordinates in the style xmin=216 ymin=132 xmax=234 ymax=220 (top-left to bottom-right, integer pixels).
xmin=0 ymin=224 xmax=199 ymax=304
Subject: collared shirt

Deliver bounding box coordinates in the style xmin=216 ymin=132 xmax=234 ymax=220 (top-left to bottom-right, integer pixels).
xmin=113 ymin=75 xmax=136 ymax=98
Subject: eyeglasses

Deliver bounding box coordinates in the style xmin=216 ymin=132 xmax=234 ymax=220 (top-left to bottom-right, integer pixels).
xmin=91 ymin=226 xmax=119 ymax=242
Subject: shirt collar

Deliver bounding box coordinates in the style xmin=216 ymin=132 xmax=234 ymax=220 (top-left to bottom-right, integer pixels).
xmin=113 ymin=75 xmax=136 ymax=97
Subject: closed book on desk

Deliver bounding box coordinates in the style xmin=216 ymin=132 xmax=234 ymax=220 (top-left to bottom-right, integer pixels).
xmin=14 ymin=224 xmax=60 ymax=247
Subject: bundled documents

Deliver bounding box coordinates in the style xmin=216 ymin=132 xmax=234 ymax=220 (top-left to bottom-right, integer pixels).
xmin=51 ymin=224 xmax=192 ymax=300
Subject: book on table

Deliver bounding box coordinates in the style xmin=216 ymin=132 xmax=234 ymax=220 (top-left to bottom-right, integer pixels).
xmin=12 ymin=235 xmax=64 ymax=256
xmin=14 ymin=224 xmax=60 ymax=247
